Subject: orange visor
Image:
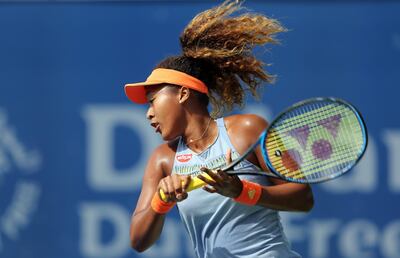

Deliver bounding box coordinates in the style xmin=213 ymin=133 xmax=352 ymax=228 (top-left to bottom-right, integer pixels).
xmin=124 ymin=68 xmax=208 ymax=104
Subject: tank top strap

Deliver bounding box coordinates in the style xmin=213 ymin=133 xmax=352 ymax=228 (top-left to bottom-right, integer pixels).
xmin=216 ymin=117 xmax=236 ymax=151
xmin=175 ymin=136 xmax=187 ymax=153
xmin=216 ymin=117 xmax=263 ymax=172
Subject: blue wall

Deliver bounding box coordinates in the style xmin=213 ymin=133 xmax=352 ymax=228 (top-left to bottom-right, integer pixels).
xmin=0 ymin=1 xmax=399 ymax=258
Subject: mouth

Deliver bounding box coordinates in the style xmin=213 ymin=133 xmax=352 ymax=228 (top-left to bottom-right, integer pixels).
xmin=150 ymin=122 xmax=161 ymax=134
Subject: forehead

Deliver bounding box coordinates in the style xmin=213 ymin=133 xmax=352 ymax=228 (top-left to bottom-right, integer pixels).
xmin=145 ymin=84 xmax=177 ymax=99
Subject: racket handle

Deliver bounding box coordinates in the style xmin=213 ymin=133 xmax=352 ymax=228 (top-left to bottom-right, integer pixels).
xmin=159 ymin=173 xmax=213 ymax=202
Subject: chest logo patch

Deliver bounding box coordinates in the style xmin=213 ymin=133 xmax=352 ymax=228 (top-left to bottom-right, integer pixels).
xmin=176 ymin=153 xmax=193 ymax=163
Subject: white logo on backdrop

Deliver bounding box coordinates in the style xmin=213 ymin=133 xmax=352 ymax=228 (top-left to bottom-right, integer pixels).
xmin=0 ymin=109 xmax=42 ymax=252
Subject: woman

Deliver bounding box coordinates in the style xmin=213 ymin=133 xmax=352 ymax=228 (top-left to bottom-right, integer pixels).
xmin=125 ymin=1 xmax=313 ymax=257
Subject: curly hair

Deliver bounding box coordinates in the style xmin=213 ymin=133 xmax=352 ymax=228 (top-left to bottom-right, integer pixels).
xmin=156 ymin=0 xmax=286 ymax=117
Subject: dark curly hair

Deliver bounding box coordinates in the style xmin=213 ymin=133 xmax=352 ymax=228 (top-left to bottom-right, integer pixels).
xmin=156 ymin=0 xmax=286 ymax=117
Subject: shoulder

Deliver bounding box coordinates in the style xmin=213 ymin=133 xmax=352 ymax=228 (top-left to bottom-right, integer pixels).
xmin=148 ymin=138 xmax=179 ymax=177
xmin=222 ymin=114 xmax=268 ymax=151
xmin=224 ymin=114 xmax=268 ymax=136
xmin=152 ymin=138 xmax=179 ymax=156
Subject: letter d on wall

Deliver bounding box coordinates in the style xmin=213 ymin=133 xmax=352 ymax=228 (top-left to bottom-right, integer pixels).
xmin=79 ymin=203 xmax=130 ymax=257
xmin=82 ymin=105 xmax=161 ymax=191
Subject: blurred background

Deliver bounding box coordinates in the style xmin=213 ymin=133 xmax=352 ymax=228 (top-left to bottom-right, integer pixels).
xmin=0 ymin=0 xmax=399 ymax=257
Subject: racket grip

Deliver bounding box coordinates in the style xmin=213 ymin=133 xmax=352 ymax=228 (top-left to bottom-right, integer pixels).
xmin=159 ymin=173 xmax=213 ymax=202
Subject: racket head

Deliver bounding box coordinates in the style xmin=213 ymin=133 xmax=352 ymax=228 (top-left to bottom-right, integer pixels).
xmin=261 ymin=97 xmax=368 ymax=184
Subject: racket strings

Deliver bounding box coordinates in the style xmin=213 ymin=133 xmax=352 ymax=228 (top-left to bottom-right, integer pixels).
xmin=270 ymin=124 xmax=363 ymax=171
xmin=264 ymin=111 xmax=361 ymax=155
xmin=281 ymin=147 xmax=360 ymax=179
xmin=268 ymin=104 xmax=360 ymax=148
xmin=265 ymin=101 xmax=365 ymax=182
xmin=273 ymin=104 xmax=348 ymax=134
xmin=267 ymin=120 xmax=361 ymax=151
xmin=291 ymin=157 xmax=355 ymax=180
xmin=272 ymin=144 xmax=361 ymax=181
xmin=274 ymin=102 xmax=338 ymax=129
xmin=269 ymin=136 xmax=362 ymax=170
xmin=271 ymin=139 xmax=362 ymax=179
xmin=267 ymin=121 xmax=363 ymax=160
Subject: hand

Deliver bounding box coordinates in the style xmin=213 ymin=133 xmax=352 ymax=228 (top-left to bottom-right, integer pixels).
xmin=198 ymin=148 xmax=243 ymax=198
xmin=158 ymin=174 xmax=191 ymax=202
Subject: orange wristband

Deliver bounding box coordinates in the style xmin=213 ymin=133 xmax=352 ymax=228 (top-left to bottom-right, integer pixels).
xmin=234 ymin=180 xmax=262 ymax=206
xmin=151 ymin=192 xmax=176 ymax=214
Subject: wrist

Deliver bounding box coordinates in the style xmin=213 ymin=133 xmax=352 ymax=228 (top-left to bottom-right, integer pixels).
xmin=151 ymin=192 xmax=176 ymax=214
xmin=233 ymin=180 xmax=262 ymax=206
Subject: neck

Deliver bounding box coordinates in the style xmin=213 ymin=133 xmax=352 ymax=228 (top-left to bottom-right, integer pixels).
xmin=183 ymin=113 xmax=216 ymax=152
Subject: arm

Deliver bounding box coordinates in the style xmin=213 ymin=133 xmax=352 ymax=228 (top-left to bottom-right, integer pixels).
xmin=253 ymin=126 xmax=314 ymax=212
xmin=200 ymin=114 xmax=314 ymax=212
xmin=130 ymin=142 xmax=191 ymax=252
xmin=255 ymin=177 xmax=314 ymax=212
xmin=129 ymin=145 xmax=167 ymax=252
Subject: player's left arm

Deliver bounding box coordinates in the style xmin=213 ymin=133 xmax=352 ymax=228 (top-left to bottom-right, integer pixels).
xmin=249 ymin=115 xmax=314 ymax=212
xmin=201 ymin=114 xmax=314 ymax=212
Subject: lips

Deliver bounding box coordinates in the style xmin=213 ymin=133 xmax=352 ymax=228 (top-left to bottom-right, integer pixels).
xmin=150 ymin=122 xmax=161 ymax=133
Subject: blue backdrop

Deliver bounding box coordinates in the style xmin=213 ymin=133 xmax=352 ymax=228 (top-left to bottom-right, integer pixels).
xmin=0 ymin=1 xmax=399 ymax=258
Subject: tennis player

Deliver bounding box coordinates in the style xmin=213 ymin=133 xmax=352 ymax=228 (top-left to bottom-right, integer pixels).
xmin=126 ymin=1 xmax=313 ymax=257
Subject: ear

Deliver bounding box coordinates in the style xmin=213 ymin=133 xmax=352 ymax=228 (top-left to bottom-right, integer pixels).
xmin=178 ymin=87 xmax=190 ymax=104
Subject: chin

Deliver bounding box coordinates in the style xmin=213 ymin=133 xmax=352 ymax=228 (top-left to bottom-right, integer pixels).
xmin=161 ymin=131 xmax=180 ymax=142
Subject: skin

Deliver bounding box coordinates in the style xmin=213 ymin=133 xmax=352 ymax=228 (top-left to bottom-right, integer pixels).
xmin=130 ymin=84 xmax=314 ymax=252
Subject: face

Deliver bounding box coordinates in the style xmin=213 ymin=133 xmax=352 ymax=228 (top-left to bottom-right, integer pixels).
xmin=145 ymin=85 xmax=186 ymax=141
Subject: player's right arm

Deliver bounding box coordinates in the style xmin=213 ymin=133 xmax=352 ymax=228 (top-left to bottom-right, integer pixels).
xmin=129 ymin=142 xmax=189 ymax=252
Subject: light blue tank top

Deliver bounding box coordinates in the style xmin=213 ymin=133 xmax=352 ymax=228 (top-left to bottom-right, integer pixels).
xmin=172 ymin=118 xmax=301 ymax=258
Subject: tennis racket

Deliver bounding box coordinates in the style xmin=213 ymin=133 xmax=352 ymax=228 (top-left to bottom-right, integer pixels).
xmin=160 ymin=97 xmax=367 ymax=201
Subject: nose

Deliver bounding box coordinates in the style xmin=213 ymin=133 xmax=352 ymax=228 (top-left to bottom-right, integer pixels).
xmin=146 ymin=106 xmax=154 ymax=120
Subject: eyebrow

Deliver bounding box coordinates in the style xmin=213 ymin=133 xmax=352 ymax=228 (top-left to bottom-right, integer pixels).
xmin=146 ymin=85 xmax=173 ymax=101
xmin=145 ymin=89 xmax=157 ymax=101
xmin=148 ymin=96 xmax=156 ymax=102
xmin=146 ymin=91 xmax=158 ymax=102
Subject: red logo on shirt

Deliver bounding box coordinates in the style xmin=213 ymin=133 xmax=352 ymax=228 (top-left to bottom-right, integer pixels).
xmin=176 ymin=154 xmax=192 ymax=162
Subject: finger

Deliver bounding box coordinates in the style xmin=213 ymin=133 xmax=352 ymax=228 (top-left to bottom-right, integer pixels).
xmin=202 ymin=185 xmax=217 ymax=193
xmin=172 ymin=175 xmax=183 ymax=193
xmin=159 ymin=179 xmax=172 ymax=201
xmin=176 ymin=191 xmax=187 ymax=201
xmin=198 ymin=174 xmax=217 ymax=186
xmin=176 ymin=192 xmax=188 ymax=201
xmin=159 ymin=179 xmax=168 ymax=193
xmin=200 ymin=167 xmax=224 ymax=183
xmin=225 ymin=148 xmax=232 ymax=164
xmin=163 ymin=178 xmax=176 ymax=201
xmin=173 ymin=177 xmax=185 ymax=201
xmin=217 ymin=168 xmax=229 ymax=180
xmin=181 ymin=175 xmax=191 ymax=192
